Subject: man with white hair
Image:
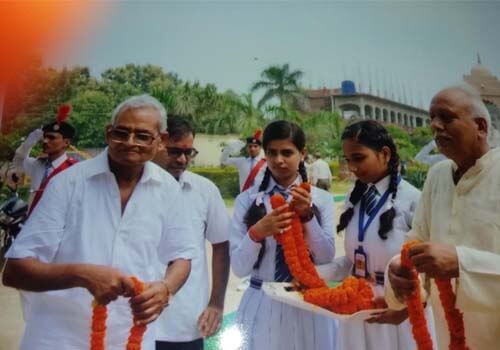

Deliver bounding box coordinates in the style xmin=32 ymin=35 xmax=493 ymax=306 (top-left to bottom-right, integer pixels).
xmin=3 ymin=94 xmax=196 ymax=350
xmin=385 ymin=84 xmax=500 ymax=350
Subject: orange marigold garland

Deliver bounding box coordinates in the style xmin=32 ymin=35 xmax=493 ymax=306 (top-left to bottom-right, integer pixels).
xmin=89 ymin=276 xmax=147 ymax=350
xmin=435 ymin=279 xmax=470 ymax=350
xmin=401 ymin=241 xmax=471 ymax=350
xmin=401 ymin=240 xmax=433 ymax=350
xmin=270 ymin=183 xmax=374 ymax=314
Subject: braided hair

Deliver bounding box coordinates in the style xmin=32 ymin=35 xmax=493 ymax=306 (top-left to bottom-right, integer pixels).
xmin=244 ymin=120 xmax=320 ymax=268
xmin=336 ymin=120 xmax=400 ymax=240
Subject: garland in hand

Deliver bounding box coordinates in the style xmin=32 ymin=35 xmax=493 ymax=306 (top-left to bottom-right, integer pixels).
xmin=401 ymin=241 xmax=470 ymax=350
xmin=90 ymin=276 xmax=147 ymax=350
xmin=270 ymin=183 xmax=374 ymax=314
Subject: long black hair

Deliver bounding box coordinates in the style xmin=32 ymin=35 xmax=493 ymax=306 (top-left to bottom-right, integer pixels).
xmin=336 ymin=120 xmax=400 ymax=240
xmin=243 ymin=120 xmax=319 ymax=268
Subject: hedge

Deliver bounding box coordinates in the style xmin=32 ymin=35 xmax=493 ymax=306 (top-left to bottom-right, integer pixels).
xmin=190 ymin=166 xmax=240 ymax=198
xmin=403 ymin=163 xmax=430 ymax=190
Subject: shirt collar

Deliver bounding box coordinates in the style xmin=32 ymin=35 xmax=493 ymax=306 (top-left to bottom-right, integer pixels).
xmin=86 ymin=148 xmax=163 ymax=185
xmin=177 ymin=170 xmax=193 ymax=190
xmin=367 ymin=174 xmax=391 ymax=195
xmin=265 ymin=174 xmax=302 ymax=194
xmin=50 ymin=153 xmax=68 ymax=168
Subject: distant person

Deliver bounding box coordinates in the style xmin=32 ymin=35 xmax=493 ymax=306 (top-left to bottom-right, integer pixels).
xmin=414 ymin=139 xmax=447 ymax=166
xmin=310 ymin=152 xmax=332 ymax=191
xmin=153 ymin=116 xmax=230 ymax=350
xmin=13 ymin=104 xmax=78 ymax=213
xmin=220 ymin=129 xmax=266 ymax=192
xmin=386 ymin=84 xmax=500 ymax=350
xmin=3 ymin=95 xmax=196 ymax=350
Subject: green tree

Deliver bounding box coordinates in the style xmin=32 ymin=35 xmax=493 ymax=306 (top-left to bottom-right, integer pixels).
xmin=251 ymin=64 xmax=304 ymax=108
xmin=70 ymin=90 xmax=115 ymax=148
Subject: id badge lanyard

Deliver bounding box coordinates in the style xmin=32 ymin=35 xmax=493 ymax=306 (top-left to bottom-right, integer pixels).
xmin=354 ymin=178 xmax=399 ymax=278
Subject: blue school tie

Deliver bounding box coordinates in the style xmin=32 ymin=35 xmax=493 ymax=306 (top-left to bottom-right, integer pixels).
xmin=270 ymin=186 xmax=293 ymax=282
xmin=364 ymin=185 xmax=379 ymax=216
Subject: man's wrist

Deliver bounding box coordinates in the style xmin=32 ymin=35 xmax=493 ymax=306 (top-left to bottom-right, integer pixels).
xmin=160 ymin=279 xmax=173 ymax=305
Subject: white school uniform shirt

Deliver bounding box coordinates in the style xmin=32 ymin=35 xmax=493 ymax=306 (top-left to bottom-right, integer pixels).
xmin=230 ymin=175 xmax=336 ymax=280
xmin=6 ymin=150 xmax=197 ymax=350
xmin=386 ymin=148 xmax=500 ymax=350
xmin=220 ymin=149 xmax=266 ymax=192
xmin=230 ymin=175 xmax=337 ymax=350
xmin=156 ymin=170 xmax=229 ymax=342
xmin=14 ymin=145 xmax=68 ymax=192
xmin=329 ymin=176 xmax=437 ymax=350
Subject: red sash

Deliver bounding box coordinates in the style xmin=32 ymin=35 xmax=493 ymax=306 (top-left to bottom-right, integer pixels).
xmin=28 ymin=157 xmax=78 ymax=215
xmin=242 ymin=158 xmax=266 ymax=192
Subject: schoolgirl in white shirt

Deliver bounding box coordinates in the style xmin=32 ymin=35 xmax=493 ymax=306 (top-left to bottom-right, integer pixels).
xmin=230 ymin=120 xmax=337 ymax=350
xmin=331 ymin=120 xmax=436 ymax=350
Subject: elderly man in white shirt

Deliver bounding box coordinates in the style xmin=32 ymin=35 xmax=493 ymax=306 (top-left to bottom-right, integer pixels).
xmin=2 ymin=95 xmax=196 ymax=350
xmin=220 ymin=130 xmax=266 ymax=192
xmin=310 ymin=152 xmax=333 ymax=191
xmin=385 ymin=84 xmax=500 ymax=350
xmin=153 ymin=116 xmax=230 ymax=350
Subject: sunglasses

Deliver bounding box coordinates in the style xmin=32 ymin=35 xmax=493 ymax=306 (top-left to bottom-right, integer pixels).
xmin=108 ymin=127 xmax=159 ymax=146
xmin=166 ymin=147 xmax=199 ymax=158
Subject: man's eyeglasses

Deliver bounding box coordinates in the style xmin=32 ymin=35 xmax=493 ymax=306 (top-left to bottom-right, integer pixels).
xmin=108 ymin=127 xmax=159 ymax=146
xmin=166 ymin=147 xmax=199 ymax=158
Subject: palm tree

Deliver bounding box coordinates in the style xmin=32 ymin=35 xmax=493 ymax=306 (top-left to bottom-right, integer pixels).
xmin=251 ymin=64 xmax=304 ymax=108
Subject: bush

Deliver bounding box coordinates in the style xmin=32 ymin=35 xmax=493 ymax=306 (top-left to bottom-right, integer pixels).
xmin=190 ymin=166 xmax=239 ymax=198
xmin=404 ymin=163 xmax=429 ymax=189
xmin=328 ymin=160 xmax=340 ymax=178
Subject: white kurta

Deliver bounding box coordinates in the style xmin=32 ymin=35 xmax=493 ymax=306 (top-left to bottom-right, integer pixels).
xmin=220 ymin=149 xmax=266 ymax=192
xmin=329 ymin=176 xmax=436 ymax=350
xmin=385 ymin=148 xmax=500 ymax=350
xmin=6 ymin=151 xmax=197 ymax=350
xmin=230 ymin=176 xmax=337 ymax=350
xmin=156 ymin=170 xmax=230 ymax=342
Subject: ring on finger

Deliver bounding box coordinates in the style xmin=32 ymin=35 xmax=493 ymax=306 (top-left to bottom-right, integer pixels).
xmin=279 ymin=228 xmax=284 ymax=234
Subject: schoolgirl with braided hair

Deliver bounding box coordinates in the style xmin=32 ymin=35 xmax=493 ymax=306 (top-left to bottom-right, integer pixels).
xmin=229 ymin=120 xmax=337 ymax=350
xmin=329 ymin=120 xmax=435 ymax=350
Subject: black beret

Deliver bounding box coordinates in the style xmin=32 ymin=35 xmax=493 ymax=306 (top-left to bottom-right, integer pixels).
xmin=42 ymin=121 xmax=76 ymax=139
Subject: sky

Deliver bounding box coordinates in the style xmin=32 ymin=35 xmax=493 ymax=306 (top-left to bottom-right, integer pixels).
xmin=43 ymin=1 xmax=500 ymax=109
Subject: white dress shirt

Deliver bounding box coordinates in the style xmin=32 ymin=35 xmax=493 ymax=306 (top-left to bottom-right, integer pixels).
xmin=6 ymin=150 xmax=197 ymax=350
xmin=310 ymin=158 xmax=332 ymax=185
xmin=220 ymin=149 xmax=266 ymax=192
xmin=385 ymin=148 xmax=500 ymax=350
xmin=14 ymin=146 xmax=68 ymax=193
xmin=156 ymin=170 xmax=229 ymax=342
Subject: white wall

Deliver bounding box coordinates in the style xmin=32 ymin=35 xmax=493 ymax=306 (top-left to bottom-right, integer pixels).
xmin=192 ymin=133 xmax=240 ymax=166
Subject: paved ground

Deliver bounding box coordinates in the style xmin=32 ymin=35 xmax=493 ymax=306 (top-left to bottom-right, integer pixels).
xmin=0 ymin=202 xmax=345 ymax=349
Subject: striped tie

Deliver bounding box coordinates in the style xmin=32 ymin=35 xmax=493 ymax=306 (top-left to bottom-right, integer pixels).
xmin=364 ymin=185 xmax=379 ymax=216
xmin=271 ymin=186 xmax=293 ymax=282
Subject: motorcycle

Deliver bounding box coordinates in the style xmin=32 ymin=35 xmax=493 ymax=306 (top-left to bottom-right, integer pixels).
xmin=0 ymin=174 xmax=28 ymax=257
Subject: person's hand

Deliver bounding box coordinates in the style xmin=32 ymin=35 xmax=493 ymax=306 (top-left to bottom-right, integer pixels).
xmin=26 ymin=128 xmax=44 ymax=146
xmin=81 ymin=265 xmax=135 ymax=305
xmin=408 ymin=242 xmax=459 ymax=279
xmin=366 ymin=308 xmax=408 ymax=325
xmin=388 ymin=257 xmax=417 ymax=302
xmin=252 ymin=204 xmax=293 ymax=240
xmin=289 ymin=185 xmax=313 ymax=220
xmin=198 ymin=304 xmax=223 ymax=337
xmin=129 ymin=280 xmax=170 ymax=325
